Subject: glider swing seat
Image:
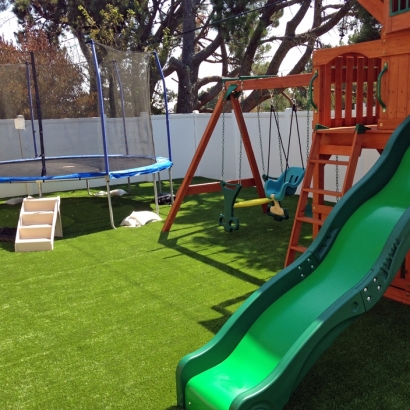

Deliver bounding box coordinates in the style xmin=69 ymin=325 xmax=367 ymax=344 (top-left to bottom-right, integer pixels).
xmin=218 ymin=91 xmax=245 ymax=232
xmin=218 ymin=180 xmax=242 ymax=232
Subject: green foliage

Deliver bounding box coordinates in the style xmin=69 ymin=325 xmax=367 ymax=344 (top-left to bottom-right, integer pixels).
xmin=211 ymin=0 xmax=281 ymax=70
xmin=0 ymin=30 xmax=97 ymax=119
xmin=152 ymin=86 xmax=177 ymax=115
xmin=77 ymin=2 xmax=147 ymax=49
xmin=346 ymin=2 xmax=382 ymax=44
xmin=212 ymin=1 xmax=260 ymax=63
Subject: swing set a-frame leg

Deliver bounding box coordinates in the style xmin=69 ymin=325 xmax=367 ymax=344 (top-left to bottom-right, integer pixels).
xmin=162 ymin=92 xmax=225 ymax=232
xmin=161 ymin=88 xmax=266 ymax=232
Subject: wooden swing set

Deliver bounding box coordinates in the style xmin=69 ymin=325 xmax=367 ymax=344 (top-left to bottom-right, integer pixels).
xmin=163 ymin=0 xmax=410 ymax=305
xmin=162 ymin=73 xmax=311 ymax=233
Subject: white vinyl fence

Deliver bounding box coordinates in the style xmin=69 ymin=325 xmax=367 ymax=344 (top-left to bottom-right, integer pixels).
xmin=0 ymin=109 xmax=381 ymax=200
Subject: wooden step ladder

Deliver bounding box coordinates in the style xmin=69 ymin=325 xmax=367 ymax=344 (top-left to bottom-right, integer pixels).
xmin=285 ymin=124 xmax=368 ymax=266
xmin=15 ymin=197 xmax=63 ymax=252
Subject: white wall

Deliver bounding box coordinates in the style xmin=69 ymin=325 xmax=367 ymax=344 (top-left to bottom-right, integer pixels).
xmin=0 ymin=111 xmax=381 ymax=200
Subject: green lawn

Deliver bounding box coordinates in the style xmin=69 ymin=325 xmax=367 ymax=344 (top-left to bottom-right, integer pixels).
xmin=1 ymin=179 xmax=409 ymax=410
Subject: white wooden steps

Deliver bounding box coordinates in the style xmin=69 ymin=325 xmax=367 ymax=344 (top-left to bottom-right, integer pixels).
xmin=15 ymin=197 xmax=63 ymax=252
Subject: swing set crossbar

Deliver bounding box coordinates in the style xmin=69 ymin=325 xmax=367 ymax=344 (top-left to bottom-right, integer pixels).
xmin=223 ymin=73 xmax=312 ymax=92
xmin=186 ymin=178 xmax=256 ymax=195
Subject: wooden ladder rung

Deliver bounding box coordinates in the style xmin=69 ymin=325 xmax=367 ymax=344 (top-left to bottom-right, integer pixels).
xmin=295 ymin=216 xmax=325 ymax=226
xmin=310 ymin=159 xmax=349 ymax=166
xmin=318 ymin=145 xmax=353 ymax=156
xmin=289 ymin=245 xmax=308 ymax=254
xmin=311 ymin=204 xmax=334 ymax=216
xmin=302 ymin=188 xmax=343 ymax=197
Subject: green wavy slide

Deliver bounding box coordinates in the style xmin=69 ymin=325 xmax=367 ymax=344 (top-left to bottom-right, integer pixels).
xmin=176 ymin=116 xmax=410 ymax=410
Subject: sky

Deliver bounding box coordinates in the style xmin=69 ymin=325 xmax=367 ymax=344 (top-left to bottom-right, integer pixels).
xmin=0 ymin=8 xmax=17 ymax=40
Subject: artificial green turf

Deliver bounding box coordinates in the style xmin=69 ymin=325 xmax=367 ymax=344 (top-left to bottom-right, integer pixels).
xmin=1 ymin=179 xmax=409 ymax=410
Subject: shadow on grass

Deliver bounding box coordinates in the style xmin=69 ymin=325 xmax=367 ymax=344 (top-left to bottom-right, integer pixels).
xmin=199 ymin=291 xmax=253 ymax=333
xmin=159 ymin=177 xmax=303 ymax=282
xmin=284 ymin=298 xmax=410 ymax=409
xmin=157 ymin=177 xmax=305 ymax=336
xmin=159 ymin=234 xmax=267 ymax=287
xmin=0 ymin=241 xmax=14 ymax=252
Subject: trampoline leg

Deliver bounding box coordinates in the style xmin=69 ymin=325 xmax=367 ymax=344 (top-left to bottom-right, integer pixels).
xmin=168 ymin=168 xmax=174 ymax=205
xmin=152 ymin=173 xmax=159 ymax=215
xmin=105 ymin=176 xmax=116 ymax=229
xmin=157 ymin=172 xmax=163 ymax=194
xmin=86 ymin=180 xmax=92 ymax=196
xmin=36 ymin=180 xmax=43 ymax=197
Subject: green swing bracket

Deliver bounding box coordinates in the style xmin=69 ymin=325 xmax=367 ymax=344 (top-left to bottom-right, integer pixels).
xmin=377 ymin=62 xmax=388 ymax=113
xmin=219 ymin=181 xmax=242 ymax=232
xmin=309 ymin=69 xmax=319 ymax=113
xmin=224 ymin=84 xmax=242 ymax=100
xmin=356 ymin=124 xmax=371 ymax=134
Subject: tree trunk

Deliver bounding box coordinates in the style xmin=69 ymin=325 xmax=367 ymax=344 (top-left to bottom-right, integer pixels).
xmin=176 ymin=0 xmax=199 ymax=113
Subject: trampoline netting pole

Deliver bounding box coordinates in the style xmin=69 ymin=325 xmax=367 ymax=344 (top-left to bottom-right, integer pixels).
xmin=30 ymin=52 xmax=46 ymax=176
xmin=153 ymin=51 xmax=174 ymax=204
xmin=89 ymin=40 xmax=115 ymax=229
xmin=89 ymin=41 xmax=110 ymax=175
xmin=25 ymin=61 xmax=38 ymax=158
xmin=153 ymin=51 xmax=172 ymax=162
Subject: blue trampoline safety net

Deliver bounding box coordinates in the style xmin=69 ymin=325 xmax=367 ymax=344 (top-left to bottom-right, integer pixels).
xmin=0 ymin=42 xmax=170 ymax=182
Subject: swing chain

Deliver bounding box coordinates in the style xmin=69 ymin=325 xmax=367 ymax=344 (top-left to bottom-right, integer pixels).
xmin=221 ymin=92 xmax=226 ymax=180
xmin=238 ymin=92 xmax=245 ymax=182
xmin=272 ymin=91 xmax=284 ymax=173
xmin=256 ymin=93 xmax=265 ymax=174
xmin=239 ymin=137 xmax=243 ymax=181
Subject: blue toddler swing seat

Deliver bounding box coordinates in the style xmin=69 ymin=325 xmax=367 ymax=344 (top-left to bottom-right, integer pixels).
xmin=262 ymin=98 xmax=306 ymax=221
xmin=263 ymin=166 xmax=305 ymax=201
xmin=262 ymin=166 xmax=305 ymax=221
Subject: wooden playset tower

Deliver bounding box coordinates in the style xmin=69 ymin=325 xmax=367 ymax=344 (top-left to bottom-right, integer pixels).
xmin=163 ymin=0 xmax=410 ymax=304
xmin=286 ymin=0 xmax=410 ymax=304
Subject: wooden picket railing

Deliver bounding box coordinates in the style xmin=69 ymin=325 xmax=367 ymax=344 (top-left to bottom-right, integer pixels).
xmin=311 ymin=54 xmax=383 ymax=128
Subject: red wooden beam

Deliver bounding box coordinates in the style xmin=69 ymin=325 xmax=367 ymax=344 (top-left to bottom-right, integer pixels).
xmin=162 ymin=92 xmax=225 ymax=232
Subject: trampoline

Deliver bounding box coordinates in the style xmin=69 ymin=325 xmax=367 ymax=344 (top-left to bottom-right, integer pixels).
xmin=0 ymin=41 xmax=173 ymax=228
xmin=0 ymin=155 xmax=172 ymax=181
